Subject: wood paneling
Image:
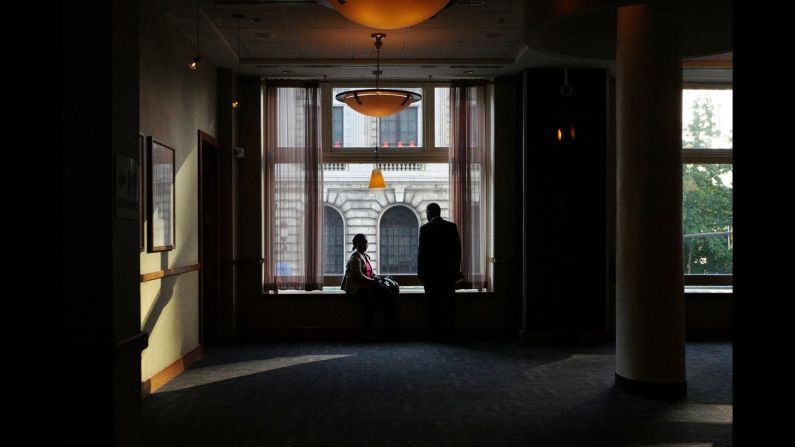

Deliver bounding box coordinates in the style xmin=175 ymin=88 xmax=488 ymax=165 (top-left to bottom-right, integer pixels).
xmin=141 ymin=345 xmax=203 ymax=398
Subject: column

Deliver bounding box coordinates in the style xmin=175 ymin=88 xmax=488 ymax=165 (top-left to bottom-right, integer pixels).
xmin=615 ymin=2 xmax=686 ymax=399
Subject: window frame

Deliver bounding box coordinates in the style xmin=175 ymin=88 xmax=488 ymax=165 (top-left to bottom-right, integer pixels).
xmin=681 ymin=83 xmax=733 ymax=286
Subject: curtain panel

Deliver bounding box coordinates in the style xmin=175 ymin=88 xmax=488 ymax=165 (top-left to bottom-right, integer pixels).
xmin=449 ymin=81 xmax=490 ymax=290
xmin=263 ymin=82 xmax=324 ymax=291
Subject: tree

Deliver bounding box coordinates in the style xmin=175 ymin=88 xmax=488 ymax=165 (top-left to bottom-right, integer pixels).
xmin=682 ymin=96 xmax=732 ymax=274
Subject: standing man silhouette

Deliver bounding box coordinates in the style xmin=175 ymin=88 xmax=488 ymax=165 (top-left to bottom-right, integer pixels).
xmin=417 ymin=203 xmax=461 ymax=340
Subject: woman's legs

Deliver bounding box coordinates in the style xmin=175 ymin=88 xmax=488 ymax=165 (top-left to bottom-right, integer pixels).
xmin=369 ymin=280 xmax=396 ymax=338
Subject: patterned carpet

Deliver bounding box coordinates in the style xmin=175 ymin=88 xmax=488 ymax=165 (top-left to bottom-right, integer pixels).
xmin=142 ymin=342 xmax=732 ymax=447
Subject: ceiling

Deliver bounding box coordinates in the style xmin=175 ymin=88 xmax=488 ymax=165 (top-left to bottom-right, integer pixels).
xmin=158 ymin=0 xmax=732 ymax=82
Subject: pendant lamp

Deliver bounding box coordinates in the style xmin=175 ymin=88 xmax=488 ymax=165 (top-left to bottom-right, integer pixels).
xmin=368 ymin=119 xmax=386 ymax=189
xmin=335 ymin=33 xmax=421 ymax=118
xmin=329 ymin=0 xmax=451 ymax=30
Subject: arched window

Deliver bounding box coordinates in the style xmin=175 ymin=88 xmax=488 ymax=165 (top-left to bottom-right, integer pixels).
xmin=379 ymin=206 xmax=419 ymax=274
xmin=323 ymin=206 xmax=344 ymax=274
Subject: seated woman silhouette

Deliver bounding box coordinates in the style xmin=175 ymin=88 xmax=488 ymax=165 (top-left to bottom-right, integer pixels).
xmin=341 ymin=233 xmax=395 ymax=341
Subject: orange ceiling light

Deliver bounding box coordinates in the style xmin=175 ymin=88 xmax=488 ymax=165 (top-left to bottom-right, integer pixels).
xmin=335 ymin=33 xmax=421 ymax=118
xmin=330 ymin=0 xmax=451 ymax=29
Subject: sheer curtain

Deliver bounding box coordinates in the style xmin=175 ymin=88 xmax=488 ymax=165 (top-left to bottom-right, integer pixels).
xmin=449 ymin=81 xmax=490 ymax=290
xmin=263 ymin=82 xmax=323 ymax=291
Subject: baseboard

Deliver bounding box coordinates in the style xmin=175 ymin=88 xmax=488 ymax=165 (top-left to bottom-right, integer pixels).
xmin=141 ymin=345 xmax=202 ymax=398
xmin=686 ymin=327 xmax=733 ymax=341
xmin=615 ymin=373 xmax=687 ymax=401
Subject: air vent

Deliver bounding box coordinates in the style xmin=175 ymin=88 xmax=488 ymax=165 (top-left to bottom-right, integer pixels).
xmin=449 ymin=65 xmax=503 ymax=69
xmin=458 ymin=0 xmax=485 ymax=5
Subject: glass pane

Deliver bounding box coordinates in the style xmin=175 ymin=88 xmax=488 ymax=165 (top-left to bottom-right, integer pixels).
xmin=323 ymin=206 xmax=345 ymax=274
xmin=322 ymin=163 xmax=449 ymax=273
xmin=435 ymin=87 xmax=450 ymax=148
xmin=380 ymin=206 xmax=420 ymax=274
xmin=331 ymin=86 xmax=423 ymax=150
xmin=683 ymin=164 xmax=733 ymax=274
xmin=682 ymin=89 xmax=732 ymax=149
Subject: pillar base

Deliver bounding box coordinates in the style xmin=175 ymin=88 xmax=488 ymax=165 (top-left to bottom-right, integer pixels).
xmin=615 ymin=373 xmax=687 ymax=401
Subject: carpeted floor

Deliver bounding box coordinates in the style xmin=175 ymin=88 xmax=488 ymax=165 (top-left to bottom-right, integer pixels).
xmin=142 ymin=341 xmax=732 ymax=447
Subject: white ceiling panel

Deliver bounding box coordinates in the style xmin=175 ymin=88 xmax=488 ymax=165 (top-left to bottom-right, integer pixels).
xmin=245 ymin=41 xmax=304 ymax=58
xmin=296 ymin=41 xmax=353 ymax=58
xmin=457 ymin=42 xmax=514 ymax=58
xmin=403 ymin=41 xmax=461 ymax=58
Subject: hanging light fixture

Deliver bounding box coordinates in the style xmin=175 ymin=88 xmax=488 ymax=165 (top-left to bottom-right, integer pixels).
xmin=231 ymin=13 xmax=244 ymax=108
xmin=188 ymin=0 xmax=202 ymax=70
xmin=328 ymin=0 xmax=452 ymax=29
xmin=335 ymin=33 xmax=421 ymax=117
xmin=369 ymin=119 xmax=386 ymax=189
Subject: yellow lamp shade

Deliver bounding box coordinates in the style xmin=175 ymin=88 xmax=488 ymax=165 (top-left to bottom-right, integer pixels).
xmin=368 ymin=168 xmax=386 ymax=189
xmin=330 ymin=0 xmax=450 ymax=29
xmin=335 ymin=89 xmax=422 ymax=117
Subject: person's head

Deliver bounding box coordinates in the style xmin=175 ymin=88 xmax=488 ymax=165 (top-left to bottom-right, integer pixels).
xmin=352 ymin=233 xmax=368 ymax=253
xmin=425 ymin=203 xmax=441 ymax=220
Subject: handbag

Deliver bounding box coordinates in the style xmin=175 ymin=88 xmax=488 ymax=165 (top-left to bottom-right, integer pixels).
xmin=378 ymin=275 xmax=400 ymax=296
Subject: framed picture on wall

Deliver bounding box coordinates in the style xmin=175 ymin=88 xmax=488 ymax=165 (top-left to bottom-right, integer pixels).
xmin=147 ymin=137 xmax=176 ymax=252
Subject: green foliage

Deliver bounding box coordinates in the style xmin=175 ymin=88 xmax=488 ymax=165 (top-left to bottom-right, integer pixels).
xmin=682 ymin=96 xmax=732 ymax=274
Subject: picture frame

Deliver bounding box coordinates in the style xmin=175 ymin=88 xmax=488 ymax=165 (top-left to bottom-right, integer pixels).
xmin=147 ymin=137 xmax=176 ymax=252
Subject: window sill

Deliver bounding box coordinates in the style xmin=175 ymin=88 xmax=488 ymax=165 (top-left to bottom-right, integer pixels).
xmin=685 ymin=286 xmax=732 ymax=294
xmin=263 ymin=286 xmax=489 ymax=297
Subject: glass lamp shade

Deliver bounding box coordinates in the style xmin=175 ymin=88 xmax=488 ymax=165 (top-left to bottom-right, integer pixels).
xmin=330 ymin=0 xmax=449 ymax=29
xmin=368 ymin=168 xmax=386 ymax=189
xmin=335 ymin=89 xmax=422 ymax=117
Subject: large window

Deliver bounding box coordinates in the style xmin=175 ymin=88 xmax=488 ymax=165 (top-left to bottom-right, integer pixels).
xmin=682 ymin=87 xmax=732 ymax=283
xmin=323 ymin=206 xmax=344 ymax=274
xmin=379 ymin=206 xmax=420 ymax=274
xmin=264 ymin=82 xmax=490 ymax=291
xmin=323 ymin=163 xmax=450 ymax=277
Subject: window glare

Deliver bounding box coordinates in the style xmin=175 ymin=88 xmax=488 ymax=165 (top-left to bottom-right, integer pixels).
xmin=682 ymin=89 xmax=732 ymax=149
xmin=435 ymin=87 xmax=451 ymax=148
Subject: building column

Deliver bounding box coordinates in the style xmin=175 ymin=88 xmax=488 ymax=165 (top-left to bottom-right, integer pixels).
xmin=615 ymin=3 xmax=686 ymax=399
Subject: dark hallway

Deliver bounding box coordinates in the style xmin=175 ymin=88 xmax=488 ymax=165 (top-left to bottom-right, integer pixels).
xmin=142 ymin=341 xmax=732 ymax=446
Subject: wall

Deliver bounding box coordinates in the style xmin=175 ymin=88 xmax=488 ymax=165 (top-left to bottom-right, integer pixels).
xmin=138 ymin=0 xmax=217 ymax=382
xmin=63 ymin=1 xmax=143 ymax=444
